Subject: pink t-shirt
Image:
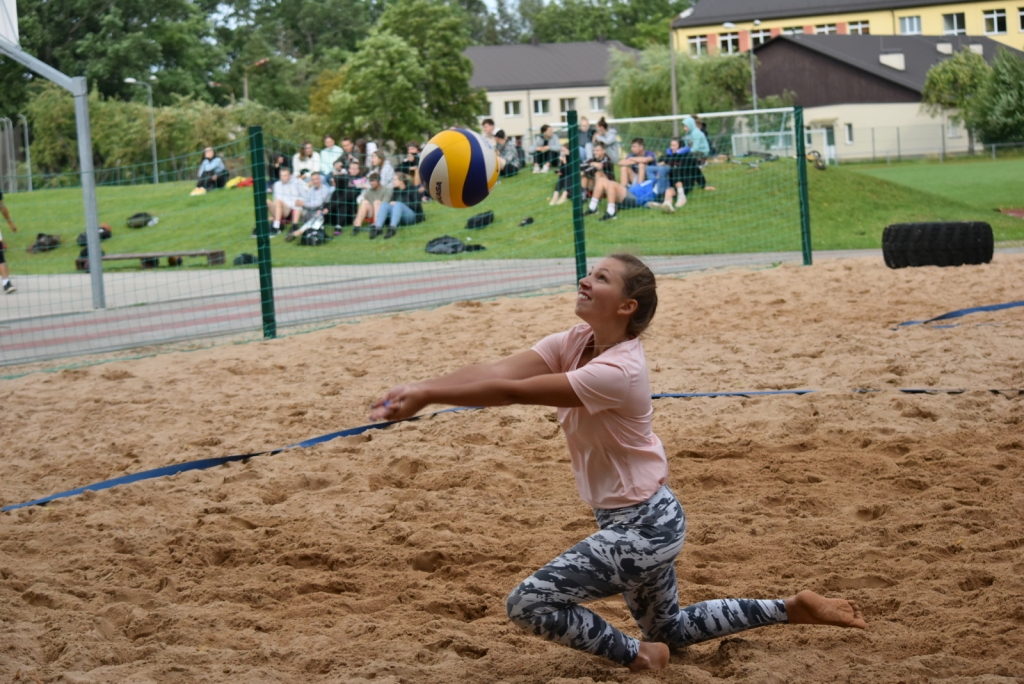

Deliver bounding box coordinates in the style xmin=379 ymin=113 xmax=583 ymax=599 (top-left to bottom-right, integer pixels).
xmin=532 ymin=323 xmax=668 ymax=509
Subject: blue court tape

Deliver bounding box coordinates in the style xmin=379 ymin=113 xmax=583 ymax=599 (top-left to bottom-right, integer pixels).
xmin=0 ymin=407 xmax=478 ymax=513
xmin=897 ymin=299 xmax=1024 ymax=328
xmin=5 ymin=387 xmax=1022 ymax=513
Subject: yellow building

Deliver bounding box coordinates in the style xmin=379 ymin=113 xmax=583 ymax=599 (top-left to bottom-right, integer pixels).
xmin=671 ymin=1 xmax=1024 ymax=55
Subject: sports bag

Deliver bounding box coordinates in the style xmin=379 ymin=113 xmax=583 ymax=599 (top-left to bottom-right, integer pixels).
xmin=127 ymin=212 xmax=159 ymax=228
xmin=233 ymin=253 xmax=257 ymax=265
xmin=76 ymin=224 xmax=113 ymax=245
xmin=28 ymin=233 xmax=61 ymax=253
xmin=425 ymin=236 xmax=485 ymax=255
xmin=299 ymin=215 xmax=327 ymax=246
xmin=465 ymin=210 xmax=494 ymax=230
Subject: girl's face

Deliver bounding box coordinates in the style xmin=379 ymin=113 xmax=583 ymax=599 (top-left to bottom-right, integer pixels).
xmin=670 ymin=140 xmax=680 ymax=151
xmin=575 ymin=258 xmax=635 ymax=325
xmin=204 ymin=148 xmax=214 ymax=159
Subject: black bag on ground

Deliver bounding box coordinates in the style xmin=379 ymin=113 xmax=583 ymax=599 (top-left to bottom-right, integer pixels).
xmin=465 ymin=210 xmax=494 ymax=230
xmin=882 ymin=222 xmax=993 ymax=269
xmin=234 ymin=253 xmax=257 ymax=265
xmin=80 ymin=246 xmax=106 ymax=258
xmin=425 ymin=236 xmax=485 ymax=255
xmin=127 ymin=212 xmax=155 ymax=228
xmin=76 ymin=225 xmax=113 ymax=245
xmin=298 ymin=215 xmax=327 ymax=246
xmin=28 ymin=233 xmax=61 ymax=253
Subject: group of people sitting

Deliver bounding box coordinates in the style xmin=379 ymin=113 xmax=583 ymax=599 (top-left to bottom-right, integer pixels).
xmin=266 ymin=135 xmax=426 ymax=241
xmin=541 ymin=115 xmax=715 ymax=221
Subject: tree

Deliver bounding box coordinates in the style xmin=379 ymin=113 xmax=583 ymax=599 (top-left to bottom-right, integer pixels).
xmin=330 ymin=31 xmax=431 ymax=145
xmin=378 ymin=0 xmax=488 ymax=130
xmin=531 ymin=0 xmax=614 ymax=44
xmin=972 ymin=48 xmax=1024 ymax=144
xmin=482 ymin=0 xmax=524 ymax=45
xmin=517 ymin=0 xmax=690 ymax=48
xmin=921 ymin=48 xmax=992 ymax=153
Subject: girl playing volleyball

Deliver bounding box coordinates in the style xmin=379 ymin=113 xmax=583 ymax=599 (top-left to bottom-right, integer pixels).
xmin=371 ymin=254 xmax=867 ymax=671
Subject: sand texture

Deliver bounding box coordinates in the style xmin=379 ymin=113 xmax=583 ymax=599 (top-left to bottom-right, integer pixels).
xmin=2 ymin=255 xmax=1023 ymax=684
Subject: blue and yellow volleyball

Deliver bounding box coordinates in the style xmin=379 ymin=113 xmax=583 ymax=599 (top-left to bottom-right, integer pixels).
xmin=419 ymin=128 xmax=499 ymax=209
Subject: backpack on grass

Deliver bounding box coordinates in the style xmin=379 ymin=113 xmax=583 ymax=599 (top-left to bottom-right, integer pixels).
xmin=76 ymin=224 xmax=113 ymax=245
xmin=425 ymin=236 xmax=485 ymax=255
xmin=28 ymin=233 xmax=61 ymax=253
xmin=127 ymin=212 xmax=159 ymax=228
xmin=465 ymin=210 xmax=494 ymax=230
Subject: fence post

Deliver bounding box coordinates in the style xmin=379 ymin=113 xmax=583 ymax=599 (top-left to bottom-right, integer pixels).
xmin=566 ymin=110 xmax=587 ymax=284
xmin=940 ymin=124 xmax=945 ymax=162
xmin=794 ymin=107 xmax=813 ymax=266
xmin=897 ymin=127 xmax=902 ymax=162
xmin=248 ymin=126 xmax=277 ymax=339
xmin=871 ymin=127 xmax=876 ymax=162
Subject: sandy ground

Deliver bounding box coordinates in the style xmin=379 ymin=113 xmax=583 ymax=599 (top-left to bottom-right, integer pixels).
xmin=1 ymin=255 xmax=1023 ymax=684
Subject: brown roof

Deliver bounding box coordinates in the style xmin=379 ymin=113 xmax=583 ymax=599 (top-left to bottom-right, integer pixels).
xmin=673 ymin=0 xmax=991 ymax=28
xmin=464 ymin=41 xmax=637 ymax=91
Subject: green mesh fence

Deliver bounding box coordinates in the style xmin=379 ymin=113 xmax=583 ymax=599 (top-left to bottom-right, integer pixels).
xmin=0 ymin=108 xmax=810 ymax=366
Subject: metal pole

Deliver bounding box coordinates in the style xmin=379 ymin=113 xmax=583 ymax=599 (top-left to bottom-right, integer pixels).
xmin=670 ymin=29 xmax=679 ymax=138
xmin=794 ymin=106 xmax=813 ymax=266
xmin=940 ymin=124 xmax=945 ymax=162
xmin=74 ymin=77 xmax=106 ymax=308
xmin=871 ymin=127 xmax=876 ymax=162
xmin=248 ymin=126 xmax=276 ymax=339
xmin=566 ymin=111 xmax=587 ymax=284
xmin=146 ymin=83 xmax=158 ymax=184
xmin=750 ymin=47 xmax=759 ymax=133
xmin=17 ymin=113 xmax=30 ymax=191
xmin=897 ymin=127 xmax=901 ymax=162
xmin=243 ymin=72 xmax=249 ymax=102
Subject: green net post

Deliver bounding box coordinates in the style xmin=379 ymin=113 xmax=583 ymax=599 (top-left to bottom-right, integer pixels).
xmin=248 ymin=125 xmax=277 ymax=338
xmin=565 ymin=110 xmax=587 ymax=284
xmin=794 ymin=107 xmax=813 ymax=266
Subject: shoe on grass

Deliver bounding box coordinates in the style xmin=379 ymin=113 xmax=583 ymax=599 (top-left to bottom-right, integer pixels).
xmin=369 ymin=227 xmax=380 ymax=239
xmin=583 ymin=207 xmax=598 ymax=216
xmin=599 ymin=212 xmax=617 ymax=221
xmin=383 ymin=228 xmax=396 ymax=239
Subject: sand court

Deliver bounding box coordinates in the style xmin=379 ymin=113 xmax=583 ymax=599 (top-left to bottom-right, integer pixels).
xmin=1 ymin=254 xmax=1022 ymax=683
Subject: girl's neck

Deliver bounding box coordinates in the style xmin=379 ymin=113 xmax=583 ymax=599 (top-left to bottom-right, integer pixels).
xmin=588 ymin=321 xmax=629 ymax=353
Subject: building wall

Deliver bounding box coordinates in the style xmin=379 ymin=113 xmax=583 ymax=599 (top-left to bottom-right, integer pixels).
xmin=804 ymin=102 xmax=970 ymax=160
xmin=673 ymin=3 xmax=1024 ymax=55
xmin=479 ymin=86 xmax=611 ymax=140
xmin=756 ymin=40 xmax=922 ymax=107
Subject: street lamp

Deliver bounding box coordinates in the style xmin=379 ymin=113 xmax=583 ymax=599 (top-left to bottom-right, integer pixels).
xmin=16 ymin=113 xmax=30 ymax=191
xmin=723 ymin=21 xmax=760 ymax=133
xmin=124 ymin=77 xmax=159 ymax=184
xmin=208 ymin=81 xmax=236 ymax=106
xmin=243 ymin=57 xmax=270 ymax=102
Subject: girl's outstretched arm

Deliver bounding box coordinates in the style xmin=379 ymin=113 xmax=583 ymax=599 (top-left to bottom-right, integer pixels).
xmin=397 ymin=350 xmax=552 ymax=395
xmin=371 ymin=372 xmax=581 ymax=422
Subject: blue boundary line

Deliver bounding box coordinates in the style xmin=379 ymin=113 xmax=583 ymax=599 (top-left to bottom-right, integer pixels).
xmin=897 ymin=300 xmax=1024 ymax=328
xmin=4 ymin=389 xmax=1021 ymax=513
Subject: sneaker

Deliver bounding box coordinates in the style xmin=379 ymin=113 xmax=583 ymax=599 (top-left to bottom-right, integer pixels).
xmin=383 ymin=227 xmax=396 ymax=239
xmin=704 ymin=186 xmax=717 ymax=192
xmin=555 ymin=194 xmax=567 ymax=205
xmin=532 ymin=164 xmax=541 ymax=174
xmin=352 ymin=226 xmax=361 ymax=236
xmin=583 ymin=207 xmax=599 ymax=216
xmin=3 ymin=281 xmax=15 ymax=294
xmin=285 ymin=232 xmax=296 ymax=242
xmin=333 ymin=228 xmax=343 ymax=236
xmin=541 ymin=163 xmax=550 ymax=173
xmin=662 ymin=202 xmax=675 ymax=213
xmin=646 ymin=201 xmax=663 ymax=210
xmin=269 ymin=227 xmax=281 ymax=238
xmin=599 ymin=212 xmax=617 ymax=221
xmin=369 ymin=227 xmax=380 ymax=239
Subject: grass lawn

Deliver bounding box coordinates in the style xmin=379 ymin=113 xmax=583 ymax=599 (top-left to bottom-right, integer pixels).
xmin=2 ymin=157 xmax=1022 ymax=276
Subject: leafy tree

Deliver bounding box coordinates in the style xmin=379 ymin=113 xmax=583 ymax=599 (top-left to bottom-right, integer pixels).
xmin=329 ymin=31 xmax=431 ymax=145
xmin=921 ymin=48 xmax=992 ymax=152
xmin=378 ymin=0 xmax=488 ymax=130
xmin=972 ymin=48 xmax=1024 ymax=144
xmin=518 ymin=0 xmax=690 ymax=48
xmin=531 ymin=0 xmax=614 ymax=44
xmin=482 ymin=0 xmax=524 ymax=45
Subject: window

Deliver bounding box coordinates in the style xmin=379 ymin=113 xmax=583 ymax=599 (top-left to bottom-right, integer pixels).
xmin=504 ymin=100 xmax=520 ymax=117
xmin=1020 ymin=7 xmax=1024 ymax=32
xmin=719 ymin=32 xmax=740 ymax=54
xmin=533 ymin=99 xmax=550 ymax=114
xmin=815 ymin=23 xmax=837 ymax=34
xmin=844 ymin=123 xmax=854 ymax=144
xmin=782 ymin=26 xmax=804 ymax=35
xmin=751 ymin=29 xmax=772 ymax=46
xmin=688 ymin=34 xmax=708 ymax=56
xmin=984 ymin=9 xmax=1007 ymax=34
xmin=589 ymin=95 xmax=605 ymax=111
xmin=943 ymin=12 xmax=966 ymax=34
xmin=848 ymin=20 xmax=870 ymax=34
xmin=483 ymin=101 xmax=492 ymax=116
xmin=948 ymin=120 xmax=960 ymax=138
xmin=899 ymin=16 xmax=921 ymax=34
xmin=559 ymin=98 xmax=576 ymax=113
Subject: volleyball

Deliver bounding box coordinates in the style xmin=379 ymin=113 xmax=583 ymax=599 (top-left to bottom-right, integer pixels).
xmin=419 ymin=128 xmax=498 ymax=209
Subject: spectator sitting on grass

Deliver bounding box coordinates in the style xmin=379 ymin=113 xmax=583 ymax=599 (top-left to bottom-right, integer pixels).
xmin=647 ymin=138 xmax=691 ymax=212
xmin=292 ymin=142 xmax=321 ymax=181
xmin=270 ymin=167 xmax=307 ymax=232
xmin=270 ymin=153 xmax=291 ymax=182
xmin=369 ymin=150 xmax=395 ymax=188
xmin=338 ymin=137 xmax=359 ymax=171
xmin=594 ymin=118 xmax=620 ymax=170
xmin=577 ymin=116 xmax=595 ymax=162
xmin=372 ymin=173 xmax=424 ymax=240
xmin=582 ymin=141 xmax=615 ymax=195
xmin=681 ymin=115 xmax=715 ymax=192
xmin=549 ymin=145 xmax=571 ymax=206
xmin=320 ymin=135 xmax=342 ymax=177
xmin=618 ymin=138 xmax=656 ymax=186
xmin=196 ymin=147 xmax=227 ymax=191
xmin=532 ymin=125 xmax=558 ymax=174
xmin=396 ymin=141 xmax=421 ymax=188
xmin=494 ymin=130 xmax=521 ymax=177
xmin=583 ymin=170 xmax=656 ymax=221
xmin=481 ymin=118 xmax=497 ymax=147
xmin=352 ymin=171 xmax=392 ymax=236
xmin=285 ymin=171 xmax=334 ymax=242
xmin=329 ymin=160 xmax=366 ymax=234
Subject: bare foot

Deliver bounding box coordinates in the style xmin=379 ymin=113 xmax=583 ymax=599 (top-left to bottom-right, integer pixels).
xmin=785 ymin=590 xmax=868 ymax=630
xmin=627 ymin=641 xmax=669 ymax=672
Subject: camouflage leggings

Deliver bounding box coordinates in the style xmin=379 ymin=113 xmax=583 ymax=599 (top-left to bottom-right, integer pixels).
xmin=505 ymin=486 xmax=788 ymax=665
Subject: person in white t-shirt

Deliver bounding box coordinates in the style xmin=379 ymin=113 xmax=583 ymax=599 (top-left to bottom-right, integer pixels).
xmin=371 ymin=254 xmax=868 ymax=671
xmin=269 ymin=167 xmax=307 ymax=231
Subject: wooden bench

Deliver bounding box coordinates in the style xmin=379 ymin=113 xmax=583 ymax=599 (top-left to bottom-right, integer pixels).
xmin=75 ymin=250 xmax=226 ymax=272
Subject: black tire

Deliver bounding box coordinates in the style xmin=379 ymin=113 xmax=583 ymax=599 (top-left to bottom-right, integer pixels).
xmin=882 ymin=222 xmax=993 ymax=269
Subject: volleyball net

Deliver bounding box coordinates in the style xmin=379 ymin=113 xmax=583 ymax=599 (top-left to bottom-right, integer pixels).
xmin=0 ymin=108 xmax=811 ymax=367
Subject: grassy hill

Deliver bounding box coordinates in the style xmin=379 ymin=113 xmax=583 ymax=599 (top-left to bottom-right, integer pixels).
xmin=2 ymin=158 xmax=1021 ymax=276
